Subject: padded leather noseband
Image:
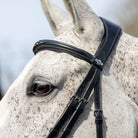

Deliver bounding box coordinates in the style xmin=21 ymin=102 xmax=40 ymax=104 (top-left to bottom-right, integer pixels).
xmin=33 ymin=18 xmax=122 ymax=138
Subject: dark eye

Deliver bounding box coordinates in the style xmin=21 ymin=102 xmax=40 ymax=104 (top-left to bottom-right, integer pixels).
xmin=27 ymin=82 xmax=55 ymax=96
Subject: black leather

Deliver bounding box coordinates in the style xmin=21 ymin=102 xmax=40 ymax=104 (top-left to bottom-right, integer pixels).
xmin=94 ymin=79 xmax=103 ymax=138
xmin=33 ymin=17 xmax=122 ymax=138
xmin=95 ymin=18 xmax=122 ymax=63
xmin=33 ymin=40 xmax=104 ymax=70
xmin=33 ymin=40 xmax=94 ymax=64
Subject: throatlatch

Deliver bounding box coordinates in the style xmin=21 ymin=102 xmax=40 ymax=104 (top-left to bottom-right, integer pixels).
xmin=33 ymin=18 xmax=122 ymax=138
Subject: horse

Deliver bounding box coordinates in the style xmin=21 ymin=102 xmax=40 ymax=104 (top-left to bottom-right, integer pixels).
xmin=0 ymin=0 xmax=137 ymax=138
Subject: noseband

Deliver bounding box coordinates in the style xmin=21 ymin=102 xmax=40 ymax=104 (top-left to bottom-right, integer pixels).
xmin=33 ymin=18 xmax=122 ymax=138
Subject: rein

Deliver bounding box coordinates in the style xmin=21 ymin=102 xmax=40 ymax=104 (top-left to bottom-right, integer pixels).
xmin=33 ymin=18 xmax=122 ymax=138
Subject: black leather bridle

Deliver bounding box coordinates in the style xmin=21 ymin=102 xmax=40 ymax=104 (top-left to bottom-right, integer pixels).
xmin=33 ymin=18 xmax=122 ymax=138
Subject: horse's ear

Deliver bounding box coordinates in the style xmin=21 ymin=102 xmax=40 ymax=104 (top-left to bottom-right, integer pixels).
xmin=63 ymin=0 xmax=104 ymax=42
xmin=41 ymin=0 xmax=73 ymax=36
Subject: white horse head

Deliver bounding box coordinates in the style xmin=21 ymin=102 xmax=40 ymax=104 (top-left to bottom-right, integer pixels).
xmin=0 ymin=0 xmax=137 ymax=138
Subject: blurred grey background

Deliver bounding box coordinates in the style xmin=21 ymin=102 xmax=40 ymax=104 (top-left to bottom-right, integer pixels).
xmin=0 ymin=0 xmax=138 ymax=98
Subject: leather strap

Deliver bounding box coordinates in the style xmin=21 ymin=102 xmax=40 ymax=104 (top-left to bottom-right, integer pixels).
xmin=33 ymin=39 xmax=94 ymax=63
xmin=46 ymin=65 xmax=98 ymax=138
xmin=94 ymin=79 xmax=103 ymax=138
xmin=33 ymin=40 xmax=102 ymax=69
xmin=60 ymin=68 xmax=101 ymax=138
xmin=33 ymin=17 xmax=122 ymax=138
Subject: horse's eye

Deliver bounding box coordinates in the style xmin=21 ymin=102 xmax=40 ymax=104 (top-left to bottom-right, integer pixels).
xmin=27 ymin=82 xmax=55 ymax=96
xmin=33 ymin=83 xmax=53 ymax=93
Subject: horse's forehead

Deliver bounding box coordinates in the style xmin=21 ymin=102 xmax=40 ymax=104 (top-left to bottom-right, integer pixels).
xmin=31 ymin=50 xmax=63 ymax=67
xmin=33 ymin=51 xmax=75 ymax=71
xmin=26 ymin=49 xmax=88 ymax=83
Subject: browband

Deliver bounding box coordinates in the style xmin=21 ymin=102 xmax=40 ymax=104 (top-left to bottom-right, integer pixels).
xmin=33 ymin=18 xmax=122 ymax=138
xmin=33 ymin=39 xmax=94 ymax=64
xmin=33 ymin=18 xmax=122 ymax=70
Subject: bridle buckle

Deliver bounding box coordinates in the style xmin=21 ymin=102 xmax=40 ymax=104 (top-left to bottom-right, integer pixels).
xmin=94 ymin=109 xmax=103 ymax=117
xmin=72 ymin=95 xmax=88 ymax=104
xmin=72 ymin=95 xmax=81 ymax=102
xmin=94 ymin=59 xmax=103 ymax=66
xmin=91 ymin=57 xmax=103 ymax=70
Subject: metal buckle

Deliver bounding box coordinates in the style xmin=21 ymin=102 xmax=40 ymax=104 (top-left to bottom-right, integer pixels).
xmin=72 ymin=96 xmax=88 ymax=104
xmin=94 ymin=109 xmax=103 ymax=117
xmin=80 ymin=98 xmax=88 ymax=104
xmin=91 ymin=57 xmax=103 ymax=70
xmin=94 ymin=59 xmax=103 ymax=66
xmin=72 ymin=95 xmax=81 ymax=102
